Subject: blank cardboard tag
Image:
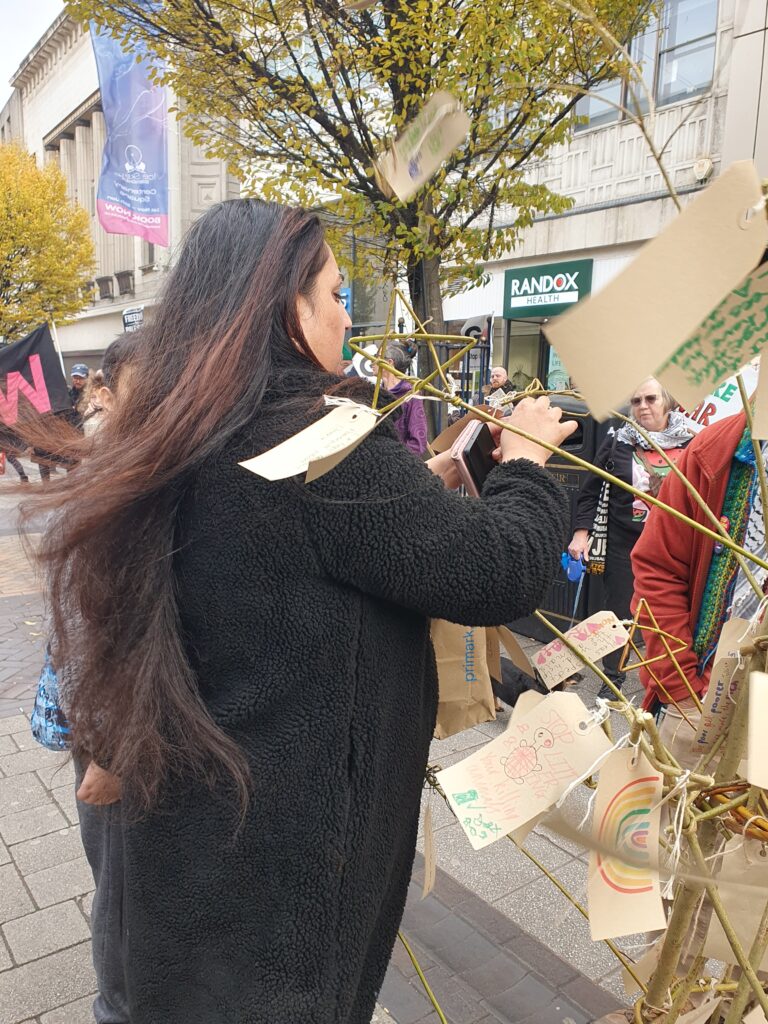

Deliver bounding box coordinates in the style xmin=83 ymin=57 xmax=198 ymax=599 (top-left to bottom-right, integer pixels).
xmin=716 ymin=616 xmax=752 ymax=660
xmin=497 ymin=626 xmax=536 ymax=679
xmin=748 ymin=671 xmax=768 ymax=788
xmin=621 ymin=937 xmax=663 ymax=996
xmin=659 ymin=261 xmax=768 ymax=412
xmin=374 ymin=91 xmax=470 ymax=202
xmin=239 ymin=404 xmax=378 ymax=481
xmin=544 ymin=162 xmax=768 ymax=419
xmin=678 ymin=996 xmax=720 ymax=1024
xmin=704 ymin=842 xmax=768 ymax=969
xmin=437 ymin=691 xmax=612 ymax=850
xmin=690 ymin=657 xmax=741 ymax=755
xmin=422 ymin=802 xmax=437 ymax=899
xmin=744 ymin=1003 xmax=768 ymax=1024
xmin=534 ymin=612 xmax=630 ymax=690
xmin=753 ymin=361 xmax=768 ymax=440
xmin=587 ymin=749 xmax=666 ymax=940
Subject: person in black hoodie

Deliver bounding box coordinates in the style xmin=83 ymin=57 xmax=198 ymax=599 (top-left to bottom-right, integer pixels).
xmin=27 ymin=199 xmax=574 ymax=1024
xmin=568 ymin=377 xmax=693 ymax=697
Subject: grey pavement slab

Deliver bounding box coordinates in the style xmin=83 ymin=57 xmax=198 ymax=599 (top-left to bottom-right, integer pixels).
xmin=10 ymin=827 xmax=85 ymax=877
xmin=50 ymin=787 xmax=79 ymax=827
xmin=0 ymin=777 xmax=49 ymax=823
xmin=40 ymin=994 xmax=99 ymax=1024
xmin=23 ymin=856 xmax=94 ymax=910
xmin=0 ymin=942 xmax=96 ymax=1024
xmin=0 ymin=803 xmax=68 ymax=847
xmin=0 ymin=865 xmax=34 ymax=925
xmin=2 ymin=902 xmax=90 ymax=965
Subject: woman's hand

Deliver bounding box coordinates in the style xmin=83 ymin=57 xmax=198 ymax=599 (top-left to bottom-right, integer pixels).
xmin=76 ymin=761 xmax=122 ymax=805
xmin=499 ymin=397 xmax=576 ymax=466
xmin=568 ymin=529 xmax=590 ymax=562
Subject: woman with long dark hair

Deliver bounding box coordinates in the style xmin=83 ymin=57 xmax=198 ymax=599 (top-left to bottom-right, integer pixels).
xmin=27 ymin=199 xmax=573 ymax=1024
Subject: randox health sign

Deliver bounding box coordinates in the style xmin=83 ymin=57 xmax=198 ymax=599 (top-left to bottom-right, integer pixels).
xmin=504 ymin=259 xmax=593 ymax=319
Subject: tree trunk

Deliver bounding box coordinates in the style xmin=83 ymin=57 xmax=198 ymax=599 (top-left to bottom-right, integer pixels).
xmin=406 ymin=253 xmax=445 ymax=335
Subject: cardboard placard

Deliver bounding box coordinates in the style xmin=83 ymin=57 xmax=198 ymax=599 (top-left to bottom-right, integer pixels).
xmin=432 ymin=621 xmax=495 ymax=739
xmin=748 ymin=671 xmax=768 ymax=788
xmin=239 ymin=405 xmax=378 ymax=481
xmin=659 ymin=261 xmax=768 ymax=412
xmin=533 ymin=612 xmax=630 ymax=690
xmin=544 ymin=162 xmax=768 ymax=420
xmin=374 ymin=92 xmax=470 ymax=202
xmin=587 ymin=750 xmax=666 ymax=941
xmin=437 ymin=691 xmax=612 ymax=850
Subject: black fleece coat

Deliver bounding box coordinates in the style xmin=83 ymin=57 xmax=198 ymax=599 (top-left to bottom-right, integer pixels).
xmin=120 ymin=384 xmax=567 ymax=1024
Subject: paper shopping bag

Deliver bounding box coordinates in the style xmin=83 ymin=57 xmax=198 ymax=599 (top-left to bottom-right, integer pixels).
xmin=432 ymin=620 xmax=496 ymax=739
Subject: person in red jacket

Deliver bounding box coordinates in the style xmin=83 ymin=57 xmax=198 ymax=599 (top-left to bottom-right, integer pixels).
xmin=631 ymin=411 xmax=763 ymax=731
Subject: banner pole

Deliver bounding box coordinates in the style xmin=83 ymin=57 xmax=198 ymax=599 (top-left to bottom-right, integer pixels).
xmin=49 ymin=321 xmax=67 ymax=378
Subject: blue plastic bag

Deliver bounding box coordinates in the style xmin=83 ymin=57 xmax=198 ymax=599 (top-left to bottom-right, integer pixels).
xmin=30 ymin=647 xmax=71 ymax=752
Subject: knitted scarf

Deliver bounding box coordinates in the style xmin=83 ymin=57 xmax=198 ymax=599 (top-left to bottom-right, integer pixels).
xmin=692 ymin=427 xmax=756 ymax=670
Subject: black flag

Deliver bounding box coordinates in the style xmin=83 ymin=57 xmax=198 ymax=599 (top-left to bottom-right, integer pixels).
xmin=0 ymin=325 xmax=70 ymax=428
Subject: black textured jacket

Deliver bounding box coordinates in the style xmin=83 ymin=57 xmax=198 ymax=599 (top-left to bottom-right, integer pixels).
xmin=120 ymin=380 xmax=568 ymax=1024
xmin=573 ymin=434 xmax=642 ymax=559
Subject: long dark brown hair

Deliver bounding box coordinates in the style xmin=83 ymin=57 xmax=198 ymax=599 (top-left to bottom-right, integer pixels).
xmin=22 ymin=199 xmax=332 ymax=813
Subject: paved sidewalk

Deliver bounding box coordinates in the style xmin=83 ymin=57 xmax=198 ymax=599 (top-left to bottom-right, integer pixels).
xmin=0 ymin=469 xmax=636 ymax=1023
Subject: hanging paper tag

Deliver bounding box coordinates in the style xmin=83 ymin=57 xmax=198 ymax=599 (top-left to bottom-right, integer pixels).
xmin=748 ymin=671 xmax=768 ymax=788
xmin=437 ymin=691 xmax=612 ymax=850
xmin=239 ymin=404 xmax=378 ymax=482
xmin=677 ymin=996 xmax=720 ymax=1024
xmin=659 ymin=261 xmax=768 ymax=412
xmin=544 ymin=162 xmax=768 ymax=420
xmin=715 ymin=616 xmax=752 ymax=660
xmin=752 ymin=362 xmax=768 ymax=440
xmin=690 ymin=657 xmax=741 ymax=755
xmin=621 ymin=937 xmax=663 ymax=996
xmin=704 ymin=840 xmax=768 ymax=969
xmin=497 ymin=625 xmax=536 ymax=679
xmin=422 ymin=802 xmax=437 ymax=899
xmin=374 ymin=91 xmax=470 ymax=202
xmin=587 ymin=749 xmax=666 ymax=940
xmin=507 ymin=691 xmax=547 ymax=843
xmin=744 ymin=1004 xmax=768 ymax=1024
xmin=534 ymin=612 xmax=630 ymax=690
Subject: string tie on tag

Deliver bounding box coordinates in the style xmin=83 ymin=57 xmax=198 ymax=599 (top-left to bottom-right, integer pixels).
xmin=556 ymin=733 xmax=630 ymax=810
xmin=658 ymin=770 xmax=690 ymax=897
xmin=323 ymin=395 xmax=381 ymax=415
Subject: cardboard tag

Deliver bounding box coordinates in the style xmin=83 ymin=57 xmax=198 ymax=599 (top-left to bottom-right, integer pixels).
xmin=497 ymin=625 xmax=536 ymax=679
xmin=587 ymin=750 xmax=666 ymax=940
xmin=621 ymin=937 xmax=663 ymax=996
xmin=544 ymin=162 xmax=768 ymax=419
xmin=374 ymin=92 xmax=470 ymax=202
xmin=748 ymin=671 xmax=768 ymax=788
xmin=690 ymin=657 xmax=741 ymax=755
xmin=659 ymin=261 xmax=768 ymax=412
xmin=507 ymin=692 xmax=547 ymax=843
xmin=437 ymin=692 xmax=612 ymax=850
xmin=752 ymin=360 xmax=768 ymax=440
xmin=704 ymin=842 xmax=768 ymax=969
xmin=422 ymin=803 xmax=437 ymax=899
xmin=534 ymin=612 xmax=630 ymax=690
xmin=239 ymin=404 xmax=378 ymax=481
xmin=744 ymin=1004 xmax=768 ymax=1024
xmin=716 ymin=616 xmax=752 ymax=660
xmin=678 ymin=996 xmax=720 ymax=1024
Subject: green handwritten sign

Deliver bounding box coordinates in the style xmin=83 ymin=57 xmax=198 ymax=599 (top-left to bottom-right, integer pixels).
xmin=659 ymin=262 xmax=768 ymax=410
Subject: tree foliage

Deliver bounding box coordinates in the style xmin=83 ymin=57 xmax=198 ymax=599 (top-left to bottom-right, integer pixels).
xmin=67 ymin=0 xmax=647 ymax=323
xmin=0 ymin=145 xmax=95 ymax=342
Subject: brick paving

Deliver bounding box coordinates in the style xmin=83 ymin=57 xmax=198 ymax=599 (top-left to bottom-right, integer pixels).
xmin=0 ymin=468 xmax=631 ymax=1023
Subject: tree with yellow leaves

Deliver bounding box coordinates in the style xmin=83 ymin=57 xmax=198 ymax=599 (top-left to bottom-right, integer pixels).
xmin=0 ymin=145 xmax=95 ymax=343
xmin=67 ymin=0 xmax=646 ymax=326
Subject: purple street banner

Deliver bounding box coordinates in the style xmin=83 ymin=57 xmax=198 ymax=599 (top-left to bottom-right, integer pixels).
xmin=90 ymin=22 xmax=169 ymax=247
xmin=0 ymin=326 xmax=69 ymax=429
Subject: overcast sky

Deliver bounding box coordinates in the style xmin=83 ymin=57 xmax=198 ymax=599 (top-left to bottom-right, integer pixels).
xmin=0 ymin=0 xmax=65 ymax=108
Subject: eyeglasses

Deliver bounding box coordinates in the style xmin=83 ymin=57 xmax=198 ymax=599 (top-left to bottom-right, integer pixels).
xmin=631 ymin=394 xmax=660 ymax=406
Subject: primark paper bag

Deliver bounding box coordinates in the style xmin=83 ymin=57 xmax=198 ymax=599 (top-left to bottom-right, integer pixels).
xmin=432 ymin=620 xmax=496 ymax=739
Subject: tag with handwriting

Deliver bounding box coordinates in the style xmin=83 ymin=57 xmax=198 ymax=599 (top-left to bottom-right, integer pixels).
xmin=544 ymin=162 xmax=768 ymax=419
xmin=534 ymin=612 xmax=629 ymax=690
xmin=748 ymin=671 xmax=768 ymax=788
xmin=239 ymin=404 xmax=378 ymax=482
xmin=437 ymin=691 xmax=612 ymax=850
xmin=690 ymin=657 xmax=741 ymax=755
xmin=374 ymin=92 xmax=470 ymax=202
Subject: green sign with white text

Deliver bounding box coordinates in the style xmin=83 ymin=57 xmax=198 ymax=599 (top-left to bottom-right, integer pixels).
xmin=503 ymin=259 xmax=593 ymax=319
